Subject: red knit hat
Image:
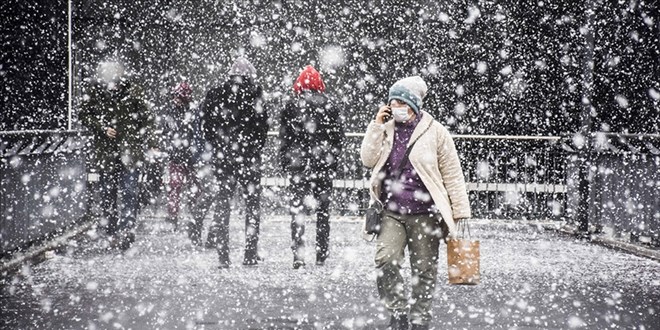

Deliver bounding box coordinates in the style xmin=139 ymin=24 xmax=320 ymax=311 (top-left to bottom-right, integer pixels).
xmin=172 ymin=82 xmax=193 ymax=102
xmin=293 ymin=65 xmax=326 ymax=94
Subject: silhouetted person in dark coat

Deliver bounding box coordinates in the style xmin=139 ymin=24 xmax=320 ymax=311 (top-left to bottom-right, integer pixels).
xmin=198 ymin=57 xmax=268 ymax=268
xmin=79 ymin=61 xmax=157 ymax=251
xmin=279 ymin=65 xmax=344 ymax=268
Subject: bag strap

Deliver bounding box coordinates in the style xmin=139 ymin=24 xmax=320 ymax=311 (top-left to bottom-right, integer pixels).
xmin=456 ymin=219 xmax=472 ymax=239
xmin=393 ymin=120 xmax=433 ymax=178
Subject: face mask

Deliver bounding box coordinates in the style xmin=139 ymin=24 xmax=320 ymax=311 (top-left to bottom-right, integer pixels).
xmin=392 ymin=107 xmax=410 ymax=122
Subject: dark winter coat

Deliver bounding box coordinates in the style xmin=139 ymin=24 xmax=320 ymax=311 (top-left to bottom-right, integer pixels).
xmin=79 ymin=78 xmax=157 ymax=171
xmin=201 ymin=76 xmax=269 ymax=173
xmin=162 ymin=102 xmax=202 ymax=165
xmin=278 ymin=92 xmax=344 ymax=178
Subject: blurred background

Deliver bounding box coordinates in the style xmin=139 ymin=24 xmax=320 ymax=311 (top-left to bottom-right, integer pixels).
xmin=1 ymin=0 xmax=658 ymax=135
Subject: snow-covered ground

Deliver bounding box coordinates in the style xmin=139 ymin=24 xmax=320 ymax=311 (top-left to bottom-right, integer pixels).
xmin=1 ymin=213 xmax=658 ymax=329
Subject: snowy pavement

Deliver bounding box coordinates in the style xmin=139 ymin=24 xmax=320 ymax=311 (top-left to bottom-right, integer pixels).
xmin=1 ymin=213 xmax=659 ymax=330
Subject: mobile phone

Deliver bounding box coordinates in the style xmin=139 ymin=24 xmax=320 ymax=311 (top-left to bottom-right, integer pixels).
xmin=383 ymin=107 xmax=392 ymax=122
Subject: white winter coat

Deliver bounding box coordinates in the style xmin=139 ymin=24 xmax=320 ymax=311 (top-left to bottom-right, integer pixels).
xmin=360 ymin=111 xmax=471 ymax=237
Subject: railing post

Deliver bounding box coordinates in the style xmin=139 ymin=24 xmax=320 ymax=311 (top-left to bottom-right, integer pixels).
xmin=576 ymin=1 xmax=595 ymax=237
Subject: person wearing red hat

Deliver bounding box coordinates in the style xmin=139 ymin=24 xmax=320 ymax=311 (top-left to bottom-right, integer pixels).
xmin=162 ymin=82 xmax=202 ymax=230
xmin=279 ymin=65 xmax=344 ymax=269
xmin=292 ymin=65 xmax=327 ymax=95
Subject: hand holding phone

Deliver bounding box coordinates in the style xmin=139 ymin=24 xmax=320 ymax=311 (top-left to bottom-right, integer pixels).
xmin=376 ymin=105 xmax=392 ymax=124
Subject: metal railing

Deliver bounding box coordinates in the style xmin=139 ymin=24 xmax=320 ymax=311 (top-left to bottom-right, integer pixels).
xmin=0 ymin=130 xmax=89 ymax=257
xmin=563 ymin=132 xmax=660 ymax=244
xmin=5 ymin=128 xmax=658 ymax=253
xmin=0 ymin=130 xmax=86 ymax=158
xmin=1 ymin=128 xmax=569 ymax=256
xmin=258 ymin=132 xmax=568 ymax=219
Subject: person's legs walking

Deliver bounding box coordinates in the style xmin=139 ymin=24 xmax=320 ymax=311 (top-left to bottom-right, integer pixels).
xmin=206 ymin=168 xmax=232 ymax=248
xmin=99 ymin=167 xmax=119 ymax=236
xmin=188 ymin=166 xmax=215 ymax=246
xmin=116 ymin=167 xmax=140 ymax=250
xmin=375 ymin=211 xmax=409 ymax=321
xmin=242 ymin=168 xmax=262 ymax=265
xmin=210 ymin=169 xmax=234 ymax=267
xmin=289 ymin=175 xmax=308 ymax=268
xmin=405 ymin=214 xmax=441 ymax=327
xmin=207 ymin=193 xmax=229 ymax=250
xmin=167 ymin=162 xmax=185 ymax=228
xmin=314 ymin=177 xmax=332 ymax=265
xmin=212 ymin=197 xmax=231 ymax=267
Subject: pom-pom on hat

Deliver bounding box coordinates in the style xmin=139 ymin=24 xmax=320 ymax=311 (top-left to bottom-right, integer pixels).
xmin=293 ymin=65 xmax=326 ymax=95
xmin=388 ymin=76 xmax=428 ymax=114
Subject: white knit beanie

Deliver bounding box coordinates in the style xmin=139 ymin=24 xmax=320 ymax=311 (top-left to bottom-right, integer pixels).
xmin=228 ymin=57 xmax=257 ymax=78
xmin=388 ymin=76 xmax=428 ymax=114
xmin=96 ymin=60 xmax=125 ymax=83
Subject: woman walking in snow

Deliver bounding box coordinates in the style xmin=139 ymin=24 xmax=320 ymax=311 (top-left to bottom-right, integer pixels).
xmin=360 ymin=76 xmax=471 ymax=330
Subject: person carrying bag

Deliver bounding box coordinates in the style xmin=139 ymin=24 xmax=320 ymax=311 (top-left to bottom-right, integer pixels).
xmin=359 ymin=76 xmax=472 ymax=330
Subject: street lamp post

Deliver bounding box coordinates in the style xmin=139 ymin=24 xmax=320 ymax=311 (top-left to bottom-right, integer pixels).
xmin=67 ymin=0 xmax=73 ymax=131
xmin=576 ymin=2 xmax=595 ymax=237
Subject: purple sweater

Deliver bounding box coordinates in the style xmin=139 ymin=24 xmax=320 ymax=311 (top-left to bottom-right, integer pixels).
xmin=380 ymin=114 xmax=436 ymax=215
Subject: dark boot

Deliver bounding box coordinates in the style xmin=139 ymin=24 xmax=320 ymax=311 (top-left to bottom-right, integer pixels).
xmin=316 ymin=251 xmax=329 ymax=266
xmin=243 ymin=248 xmax=258 ymax=266
xmin=293 ymin=252 xmax=305 ymax=269
xmin=205 ymin=225 xmax=219 ymax=249
xmin=116 ymin=232 xmax=135 ymax=251
xmin=187 ymin=222 xmax=202 ymax=247
xmin=218 ymin=259 xmax=231 ymax=269
xmin=105 ymin=216 xmax=118 ymax=237
xmin=410 ymin=324 xmax=429 ymax=330
xmin=292 ymin=240 xmax=305 ymax=269
xmin=108 ymin=235 xmax=121 ymax=250
xmin=218 ymin=247 xmax=231 ymax=269
xmin=388 ymin=314 xmax=409 ymax=330
xmin=165 ymin=215 xmax=178 ymax=231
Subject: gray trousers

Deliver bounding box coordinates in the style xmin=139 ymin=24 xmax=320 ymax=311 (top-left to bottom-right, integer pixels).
xmin=375 ymin=211 xmax=444 ymax=325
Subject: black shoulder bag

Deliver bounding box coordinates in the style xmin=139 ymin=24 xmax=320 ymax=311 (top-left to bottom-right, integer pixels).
xmin=365 ymin=121 xmax=433 ymax=236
